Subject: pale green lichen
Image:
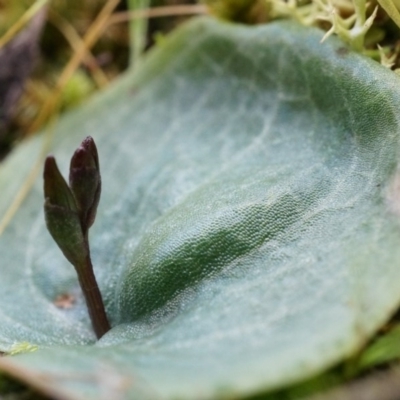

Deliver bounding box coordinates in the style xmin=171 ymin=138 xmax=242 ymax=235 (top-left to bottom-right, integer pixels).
xmin=266 ymin=0 xmax=378 ymax=52
xmin=378 ymin=44 xmax=397 ymax=68
xmin=318 ymin=0 xmax=377 ymax=52
xmin=9 ymin=342 xmax=38 ymax=356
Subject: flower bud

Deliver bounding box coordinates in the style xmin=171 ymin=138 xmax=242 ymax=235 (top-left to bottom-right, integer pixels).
xmin=44 ymin=156 xmax=78 ymax=213
xmin=69 ymin=136 xmax=101 ymax=230
xmin=44 ymin=156 xmax=87 ymax=267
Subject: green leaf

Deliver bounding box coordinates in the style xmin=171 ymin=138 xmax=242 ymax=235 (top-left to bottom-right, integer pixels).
xmin=358 ymin=324 xmax=400 ymax=370
xmin=1 ymin=17 xmax=400 ymax=400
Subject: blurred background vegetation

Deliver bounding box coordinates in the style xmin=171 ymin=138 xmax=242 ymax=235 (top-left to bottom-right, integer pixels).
xmin=0 ymin=0 xmax=207 ymax=159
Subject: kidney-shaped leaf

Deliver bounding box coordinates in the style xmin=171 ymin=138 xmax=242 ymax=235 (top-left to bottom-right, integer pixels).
xmin=1 ymin=17 xmax=400 ymax=400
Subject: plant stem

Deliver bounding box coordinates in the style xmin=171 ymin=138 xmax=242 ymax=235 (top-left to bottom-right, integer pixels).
xmin=127 ymin=0 xmax=150 ymax=67
xmin=77 ymin=235 xmax=110 ymax=339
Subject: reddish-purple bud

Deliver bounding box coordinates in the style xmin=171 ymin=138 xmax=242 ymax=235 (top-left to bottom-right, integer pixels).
xmin=43 ymin=156 xmax=87 ymax=267
xmin=44 ymin=156 xmax=78 ymax=212
xmin=69 ymin=136 xmax=101 ymax=230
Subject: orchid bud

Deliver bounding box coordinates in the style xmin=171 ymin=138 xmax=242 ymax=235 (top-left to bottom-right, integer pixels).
xmin=43 ymin=138 xmax=110 ymax=339
xmin=44 ymin=156 xmax=87 ymax=267
xmin=69 ymin=136 xmax=101 ymax=230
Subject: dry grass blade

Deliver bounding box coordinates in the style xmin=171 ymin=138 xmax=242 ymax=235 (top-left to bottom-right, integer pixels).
xmin=108 ymin=4 xmax=208 ymax=26
xmin=0 ymin=0 xmax=49 ymax=49
xmin=29 ymin=0 xmax=121 ymax=134
xmin=47 ymin=10 xmax=109 ymax=89
xmin=0 ymin=118 xmax=54 ymax=237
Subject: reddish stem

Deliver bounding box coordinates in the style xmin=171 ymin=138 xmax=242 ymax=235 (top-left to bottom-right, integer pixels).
xmin=76 ymin=234 xmax=110 ymax=339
